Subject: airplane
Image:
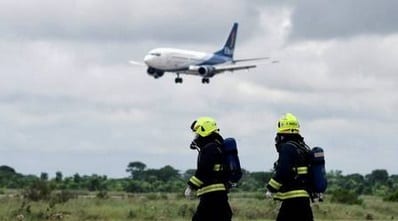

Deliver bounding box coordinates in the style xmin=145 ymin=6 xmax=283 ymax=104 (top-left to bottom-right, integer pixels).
xmin=130 ymin=23 xmax=272 ymax=84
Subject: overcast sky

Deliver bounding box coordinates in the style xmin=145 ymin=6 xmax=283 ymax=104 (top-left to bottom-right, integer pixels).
xmin=1 ymin=0 xmax=397 ymax=178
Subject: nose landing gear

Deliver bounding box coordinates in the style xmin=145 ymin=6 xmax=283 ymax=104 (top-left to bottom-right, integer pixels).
xmin=175 ymin=73 xmax=183 ymax=83
xmin=201 ymin=78 xmax=210 ymax=84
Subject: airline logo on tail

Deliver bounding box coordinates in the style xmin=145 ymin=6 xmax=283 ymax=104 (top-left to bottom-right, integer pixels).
xmin=217 ymin=23 xmax=237 ymax=58
xmin=224 ymin=30 xmax=236 ymax=56
xmin=224 ymin=47 xmax=233 ymax=56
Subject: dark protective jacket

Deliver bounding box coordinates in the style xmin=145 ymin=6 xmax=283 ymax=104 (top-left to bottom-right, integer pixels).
xmin=188 ymin=133 xmax=227 ymax=196
xmin=267 ymin=134 xmax=310 ymax=200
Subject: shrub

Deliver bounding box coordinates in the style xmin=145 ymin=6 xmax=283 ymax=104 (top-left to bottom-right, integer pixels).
xmin=330 ymin=189 xmax=363 ymax=205
xmin=177 ymin=204 xmax=195 ymax=218
xmin=147 ymin=192 xmax=169 ymax=200
xmin=127 ymin=209 xmax=137 ymax=218
xmin=383 ymin=190 xmax=398 ymax=202
xmin=96 ymin=190 xmax=109 ymax=199
xmin=22 ymin=180 xmax=52 ymax=201
xmin=51 ymin=190 xmax=77 ymax=204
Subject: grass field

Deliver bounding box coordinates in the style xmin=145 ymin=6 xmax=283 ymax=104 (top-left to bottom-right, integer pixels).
xmin=0 ymin=192 xmax=397 ymax=220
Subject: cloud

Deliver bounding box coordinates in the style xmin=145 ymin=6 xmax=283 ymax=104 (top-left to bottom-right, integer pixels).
xmin=0 ymin=0 xmax=266 ymax=44
xmin=289 ymin=0 xmax=398 ymax=41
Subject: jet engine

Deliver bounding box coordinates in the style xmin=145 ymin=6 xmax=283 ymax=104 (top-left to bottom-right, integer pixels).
xmin=147 ymin=67 xmax=164 ymax=78
xmin=189 ymin=65 xmax=216 ymax=77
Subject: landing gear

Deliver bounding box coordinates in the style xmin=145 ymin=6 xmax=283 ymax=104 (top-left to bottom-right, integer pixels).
xmin=201 ymin=78 xmax=210 ymax=84
xmin=175 ymin=73 xmax=183 ymax=83
xmin=175 ymin=77 xmax=183 ymax=83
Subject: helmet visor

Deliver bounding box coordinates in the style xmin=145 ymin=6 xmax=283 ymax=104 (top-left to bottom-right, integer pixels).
xmin=190 ymin=120 xmax=198 ymax=132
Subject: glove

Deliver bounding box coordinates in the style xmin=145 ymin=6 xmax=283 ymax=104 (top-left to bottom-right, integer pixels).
xmin=265 ymin=190 xmax=274 ymax=199
xmin=184 ymin=186 xmax=193 ymax=199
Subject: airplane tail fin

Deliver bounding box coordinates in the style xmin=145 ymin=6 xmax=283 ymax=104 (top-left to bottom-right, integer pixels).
xmin=215 ymin=22 xmax=238 ymax=59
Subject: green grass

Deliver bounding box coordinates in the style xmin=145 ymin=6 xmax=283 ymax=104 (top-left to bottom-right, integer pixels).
xmin=0 ymin=192 xmax=397 ymax=220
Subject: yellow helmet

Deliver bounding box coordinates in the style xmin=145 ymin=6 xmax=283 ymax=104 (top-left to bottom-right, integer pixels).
xmin=190 ymin=117 xmax=219 ymax=137
xmin=277 ymin=113 xmax=300 ymax=134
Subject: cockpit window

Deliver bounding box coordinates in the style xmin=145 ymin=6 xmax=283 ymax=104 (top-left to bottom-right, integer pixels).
xmin=150 ymin=52 xmax=161 ymax=56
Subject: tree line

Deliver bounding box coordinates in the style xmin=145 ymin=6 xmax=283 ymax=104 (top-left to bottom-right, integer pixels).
xmin=1 ymin=162 xmax=398 ymax=202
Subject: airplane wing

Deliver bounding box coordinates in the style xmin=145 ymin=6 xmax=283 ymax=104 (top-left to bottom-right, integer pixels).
xmin=129 ymin=60 xmax=146 ymax=66
xmin=214 ymin=64 xmax=257 ymax=73
xmin=232 ymin=57 xmax=270 ymax=63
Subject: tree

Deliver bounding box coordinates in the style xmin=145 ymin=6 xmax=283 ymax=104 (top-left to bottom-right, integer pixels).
xmin=365 ymin=169 xmax=390 ymax=196
xmin=87 ymin=174 xmax=107 ymax=191
xmin=55 ymin=171 xmax=63 ymax=183
xmin=157 ymin=165 xmax=180 ymax=182
xmin=126 ymin=161 xmax=147 ymax=179
xmin=342 ymin=173 xmax=365 ymax=194
xmin=73 ymin=173 xmax=81 ymax=183
xmin=0 ymin=165 xmax=16 ymax=174
xmin=250 ymin=171 xmax=272 ymax=185
xmin=40 ymin=172 xmax=49 ymax=181
xmin=366 ymin=169 xmax=389 ymax=185
xmin=0 ymin=165 xmax=19 ymax=188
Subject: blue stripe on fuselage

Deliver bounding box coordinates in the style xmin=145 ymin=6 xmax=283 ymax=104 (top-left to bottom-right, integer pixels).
xmin=160 ymin=67 xmax=189 ymax=72
xmin=199 ymin=54 xmax=231 ymax=66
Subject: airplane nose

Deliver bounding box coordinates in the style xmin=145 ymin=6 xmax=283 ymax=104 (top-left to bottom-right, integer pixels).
xmin=144 ymin=55 xmax=152 ymax=65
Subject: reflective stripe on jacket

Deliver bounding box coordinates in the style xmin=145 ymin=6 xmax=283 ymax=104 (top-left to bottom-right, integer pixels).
xmin=197 ymin=183 xmax=226 ymax=196
xmin=274 ymin=189 xmax=310 ymax=200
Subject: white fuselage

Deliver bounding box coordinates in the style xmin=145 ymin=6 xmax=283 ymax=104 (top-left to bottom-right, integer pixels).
xmin=144 ymin=48 xmax=231 ymax=72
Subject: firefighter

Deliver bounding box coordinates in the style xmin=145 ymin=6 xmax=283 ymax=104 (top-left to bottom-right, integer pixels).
xmin=185 ymin=116 xmax=232 ymax=221
xmin=266 ymin=113 xmax=314 ymax=221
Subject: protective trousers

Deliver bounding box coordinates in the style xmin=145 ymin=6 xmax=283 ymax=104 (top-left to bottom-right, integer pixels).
xmin=192 ymin=191 xmax=232 ymax=221
xmin=276 ymin=197 xmax=313 ymax=221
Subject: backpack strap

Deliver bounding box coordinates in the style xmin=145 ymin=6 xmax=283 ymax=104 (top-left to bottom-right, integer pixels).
xmin=286 ymin=141 xmax=311 ymax=153
xmin=212 ymin=140 xmax=224 ymax=172
xmin=286 ymin=141 xmax=311 ymax=175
